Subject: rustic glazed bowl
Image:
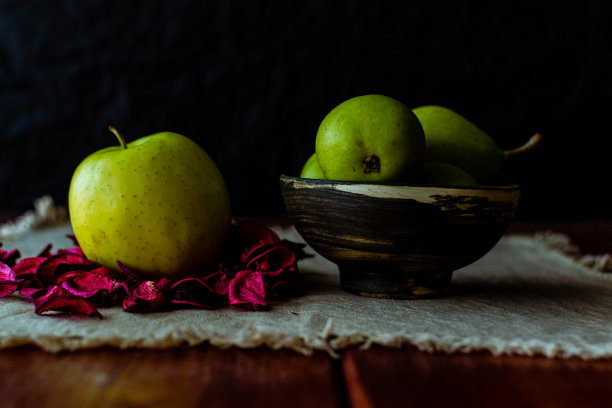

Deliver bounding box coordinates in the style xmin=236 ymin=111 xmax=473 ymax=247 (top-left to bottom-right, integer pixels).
xmin=280 ymin=175 xmax=520 ymax=299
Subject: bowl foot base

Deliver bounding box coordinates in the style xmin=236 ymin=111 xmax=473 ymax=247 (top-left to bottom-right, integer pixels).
xmin=339 ymin=268 xmax=453 ymax=299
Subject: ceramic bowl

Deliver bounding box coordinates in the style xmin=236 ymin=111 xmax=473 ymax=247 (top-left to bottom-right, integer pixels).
xmin=280 ymin=175 xmax=520 ymax=299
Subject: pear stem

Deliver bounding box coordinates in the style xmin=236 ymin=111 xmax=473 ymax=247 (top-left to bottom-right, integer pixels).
xmin=108 ymin=125 xmax=127 ymax=150
xmin=505 ymin=133 xmax=542 ymax=160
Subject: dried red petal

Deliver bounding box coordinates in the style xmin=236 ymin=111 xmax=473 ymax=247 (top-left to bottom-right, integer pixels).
xmin=57 ymin=247 xmax=85 ymax=256
xmin=36 ymin=237 xmax=83 ymax=258
xmin=57 ymin=266 xmax=128 ymax=305
xmin=244 ymin=242 xmax=305 ymax=295
xmin=8 ymin=257 xmax=47 ymax=298
xmin=66 ymin=234 xmax=79 ymax=246
xmin=13 ymin=257 xmax=47 ymax=278
xmin=283 ymin=240 xmax=309 ymax=262
xmin=32 ymin=286 xmax=103 ymax=318
xmin=0 ymin=244 xmax=20 ymax=268
xmin=247 ymin=244 xmax=297 ymax=277
xmin=123 ymin=281 xmax=166 ymax=313
xmin=18 ymin=279 xmax=45 ymax=298
xmin=236 ymin=221 xmax=286 ymax=265
xmin=263 ymin=268 xmax=299 ymax=295
xmin=0 ymin=262 xmax=15 ymax=280
xmin=245 ymin=239 xmax=308 ymax=264
xmin=214 ymin=271 xmax=231 ymax=296
xmin=0 ymin=262 xmax=18 ymax=297
xmin=1 ymin=218 xmax=309 ymax=316
xmin=116 ymin=261 xmax=150 ymax=286
xmin=165 ymin=274 xmax=226 ymax=309
xmin=36 ymin=253 xmax=98 ymax=286
xmin=37 ymin=244 xmax=53 ymax=258
xmin=241 ymin=244 xmax=264 ymax=265
xmin=157 ymin=277 xmax=171 ymax=290
xmin=228 ymin=269 xmax=268 ymax=311
xmin=237 ymin=220 xmax=280 ymax=249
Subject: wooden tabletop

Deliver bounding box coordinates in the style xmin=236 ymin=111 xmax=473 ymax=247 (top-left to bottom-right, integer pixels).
xmin=1 ymin=217 xmax=611 ymax=408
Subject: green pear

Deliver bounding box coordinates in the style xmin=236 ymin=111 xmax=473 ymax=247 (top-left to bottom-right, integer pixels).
xmin=316 ymin=95 xmax=425 ymax=182
xmin=299 ymin=153 xmax=326 ymax=179
xmin=417 ymin=162 xmax=479 ymax=186
xmin=413 ymin=105 xmax=541 ymax=183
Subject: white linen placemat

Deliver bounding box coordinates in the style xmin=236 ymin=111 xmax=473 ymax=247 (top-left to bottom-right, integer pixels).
xmin=1 ymin=222 xmax=611 ymax=359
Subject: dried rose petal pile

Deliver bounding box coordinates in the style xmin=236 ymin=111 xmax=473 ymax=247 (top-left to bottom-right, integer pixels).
xmin=0 ymin=220 xmax=307 ymax=318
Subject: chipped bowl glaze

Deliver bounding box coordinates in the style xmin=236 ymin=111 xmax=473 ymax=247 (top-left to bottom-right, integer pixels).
xmin=280 ymin=175 xmax=520 ymax=299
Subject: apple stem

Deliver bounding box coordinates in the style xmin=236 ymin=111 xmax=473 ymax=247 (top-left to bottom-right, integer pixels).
xmin=108 ymin=125 xmax=127 ymax=150
xmin=505 ymin=133 xmax=542 ymax=160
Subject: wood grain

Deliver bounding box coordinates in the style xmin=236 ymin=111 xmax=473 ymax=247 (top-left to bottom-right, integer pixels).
xmin=280 ymin=175 xmax=520 ymax=299
xmin=0 ymin=346 xmax=345 ymax=408
xmin=343 ymin=219 xmax=612 ymax=408
xmin=343 ymin=345 xmax=612 ymax=408
xmin=3 ymin=212 xmax=612 ymax=408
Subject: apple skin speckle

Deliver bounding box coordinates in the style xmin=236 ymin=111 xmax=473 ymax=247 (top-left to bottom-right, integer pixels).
xmin=68 ymin=131 xmax=232 ymax=280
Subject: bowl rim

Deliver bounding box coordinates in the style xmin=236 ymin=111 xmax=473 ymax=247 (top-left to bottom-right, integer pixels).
xmin=280 ymin=174 xmax=520 ymax=192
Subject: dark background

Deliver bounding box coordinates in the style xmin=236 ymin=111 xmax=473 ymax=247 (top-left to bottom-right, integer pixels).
xmin=1 ymin=0 xmax=610 ymax=219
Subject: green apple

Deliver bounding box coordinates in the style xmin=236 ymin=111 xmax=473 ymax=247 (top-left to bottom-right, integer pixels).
xmin=299 ymin=153 xmax=325 ymax=179
xmin=315 ymin=94 xmax=425 ymax=182
xmin=68 ymin=127 xmax=232 ymax=280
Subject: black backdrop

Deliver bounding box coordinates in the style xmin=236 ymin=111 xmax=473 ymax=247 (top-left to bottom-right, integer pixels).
xmin=1 ymin=0 xmax=611 ymax=219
